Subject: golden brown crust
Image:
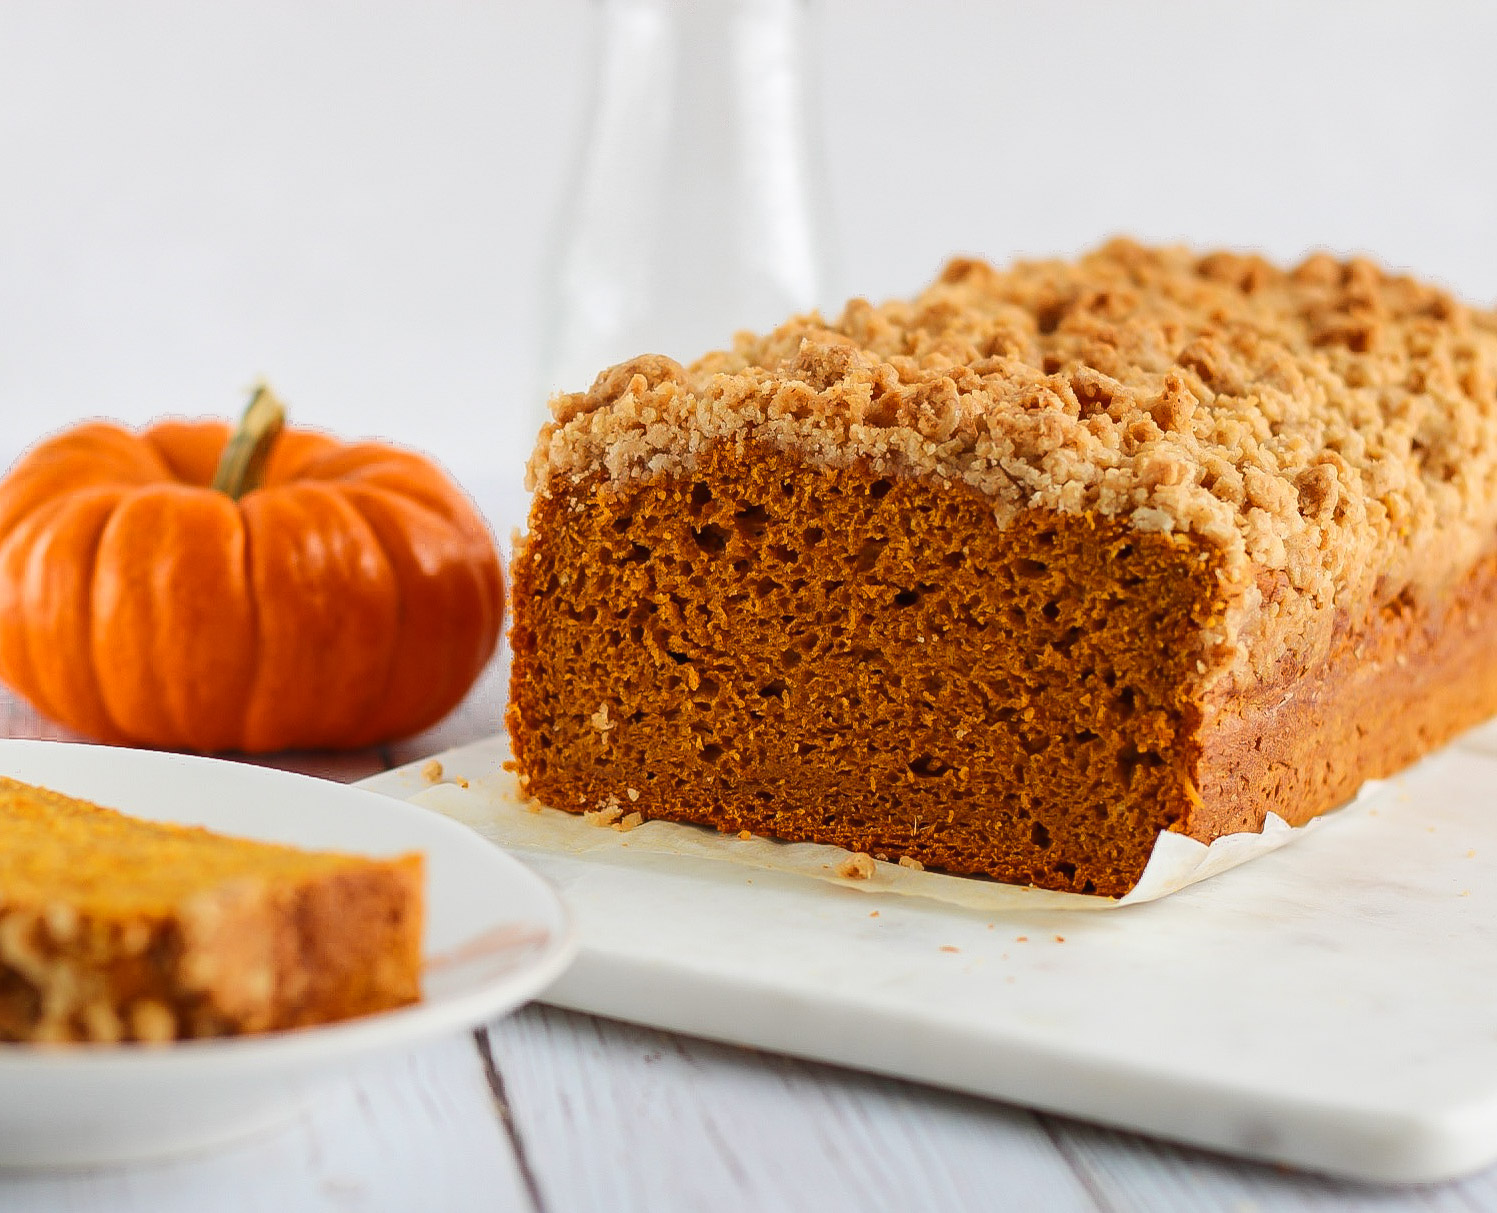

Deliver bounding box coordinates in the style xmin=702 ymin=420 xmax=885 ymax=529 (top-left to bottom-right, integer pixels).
xmin=0 ymin=781 xmax=423 ymax=1043
xmin=529 ymin=241 xmax=1497 ymax=689
xmin=1192 ymin=543 xmax=1497 ymax=838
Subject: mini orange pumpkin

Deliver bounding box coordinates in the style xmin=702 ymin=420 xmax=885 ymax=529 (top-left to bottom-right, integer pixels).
xmin=0 ymin=391 xmax=504 ymax=752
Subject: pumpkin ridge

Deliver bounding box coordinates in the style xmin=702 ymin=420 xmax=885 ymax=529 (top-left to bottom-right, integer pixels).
xmin=143 ymin=419 xmax=233 ymax=488
xmin=0 ymin=495 xmax=74 ymax=726
xmin=302 ymin=447 xmax=473 ymax=526
xmin=82 ymin=493 xmax=135 ymax=745
xmin=90 ymin=486 xmax=201 ymax=747
xmin=139 ymin=486 xmax=257 ymax=752
xmin=15 ymin=488 xmax=133 ymax=743
xmin=0 ymin=428 xmax=169 ymax=546
xmin=21 ymin=423 xmax=165 ymax=477
xmin=239 ymin=482 xmax=400 ymax=751
xmin=331 ymin=480 xmax=492 ymax=744
xmin=260 ymin=429 xmax=342 ymax=486
xmin=333 ymin=483 xmax=406 ymax=746
xmin=234 ymin=489 xmax=265 ymax=752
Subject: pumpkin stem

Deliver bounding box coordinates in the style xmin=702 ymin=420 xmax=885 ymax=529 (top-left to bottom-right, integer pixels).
xmin=212 ymin=383 xmax=287 ymax=500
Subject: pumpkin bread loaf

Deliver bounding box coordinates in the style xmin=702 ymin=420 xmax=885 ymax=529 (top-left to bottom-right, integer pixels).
xmin=0 ymin=778 xmax=422 ymax=1043
xmin=507 ymin=240 xmax=1497 ymax=896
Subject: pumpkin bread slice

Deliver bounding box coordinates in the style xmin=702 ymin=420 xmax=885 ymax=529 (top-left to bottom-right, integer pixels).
xmin=0 ymin=777 xmax=422 ymax=1043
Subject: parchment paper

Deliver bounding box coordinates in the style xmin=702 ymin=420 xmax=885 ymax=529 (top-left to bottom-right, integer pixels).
xmin=412 ymin=763 xmax=1377 ymax=911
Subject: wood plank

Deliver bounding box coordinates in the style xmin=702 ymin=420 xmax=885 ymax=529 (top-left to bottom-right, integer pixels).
xmin=0 ymin=1036 xmax=533 ymax=1213
xmin=485 ymin=1003 xmax=1100 ymax=1213
xmin=1043 ymin=1117 xmax=1484 ymax=1213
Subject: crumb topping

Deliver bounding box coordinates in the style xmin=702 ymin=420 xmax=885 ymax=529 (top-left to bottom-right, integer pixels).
xmin=528 ymin=240 xmax=1497 ymax=682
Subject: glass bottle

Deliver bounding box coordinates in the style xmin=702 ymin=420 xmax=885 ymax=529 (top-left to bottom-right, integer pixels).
xmin=534 ymin=0 xmax=835 ymax=423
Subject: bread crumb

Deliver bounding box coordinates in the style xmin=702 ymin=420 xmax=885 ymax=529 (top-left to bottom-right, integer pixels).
xmin=82 ymin=1002 xmax=123 ymax=1044
xmin=616 ymin=811 xmax=644 ymax=832
xmin=896 ymin=855 xmax=925 ymax=871
xmin=584 ymin=798 xmax=623 ymax=827
xmin=738 ymin=829 xmax=754 ymax=841
xmin=1016 ymin=935 xmax=1029 ymax=942
xmin=421 ymin=759 xmax=443 ymax=783
xmin=590 ymin=703 xmax=615 ymax=751
xmin=129 ymin=1000 xmax=176 ymax=1044
xmin=627 ymin=787 xmax=640 ymax=802
xmin=43 ymin=901 xmax=78 ymax=944
xmin=939 ymin=945 xmax=960 ymax=954
xmin=869 ymin=910 xmax=879 ymax=918
xmin=836 ymin=852 xmax=877 ymax=880
xmin=1054 ymin=935 xmax=1066 ymax=943
xmin=454 ymin=776 xmax=469 ymax=789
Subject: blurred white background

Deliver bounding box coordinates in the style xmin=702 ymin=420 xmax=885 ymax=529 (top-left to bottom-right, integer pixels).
xmin=1 ymin=0 xmax=1494 ymax=534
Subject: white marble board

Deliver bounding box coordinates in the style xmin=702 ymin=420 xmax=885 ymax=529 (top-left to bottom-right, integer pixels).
xmin=359 ymin=718 xmax=1497 ymax=1184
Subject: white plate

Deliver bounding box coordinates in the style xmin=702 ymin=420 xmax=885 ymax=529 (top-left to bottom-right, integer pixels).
xmin=0 ymin=739 xmax=576 ymax=1169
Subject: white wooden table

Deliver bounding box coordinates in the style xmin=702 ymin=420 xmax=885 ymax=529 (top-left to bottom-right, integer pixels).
xmin=3 ymin=667 xmax=1495 ymax=1213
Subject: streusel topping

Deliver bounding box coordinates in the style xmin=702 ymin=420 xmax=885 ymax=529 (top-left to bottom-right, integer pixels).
xmin=528 ymin=239 xmax=1497 ymax=685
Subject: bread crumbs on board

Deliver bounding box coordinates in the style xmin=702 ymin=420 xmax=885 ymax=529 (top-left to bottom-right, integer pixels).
xmin=836 ymin=852 xmax=877 ymax=880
